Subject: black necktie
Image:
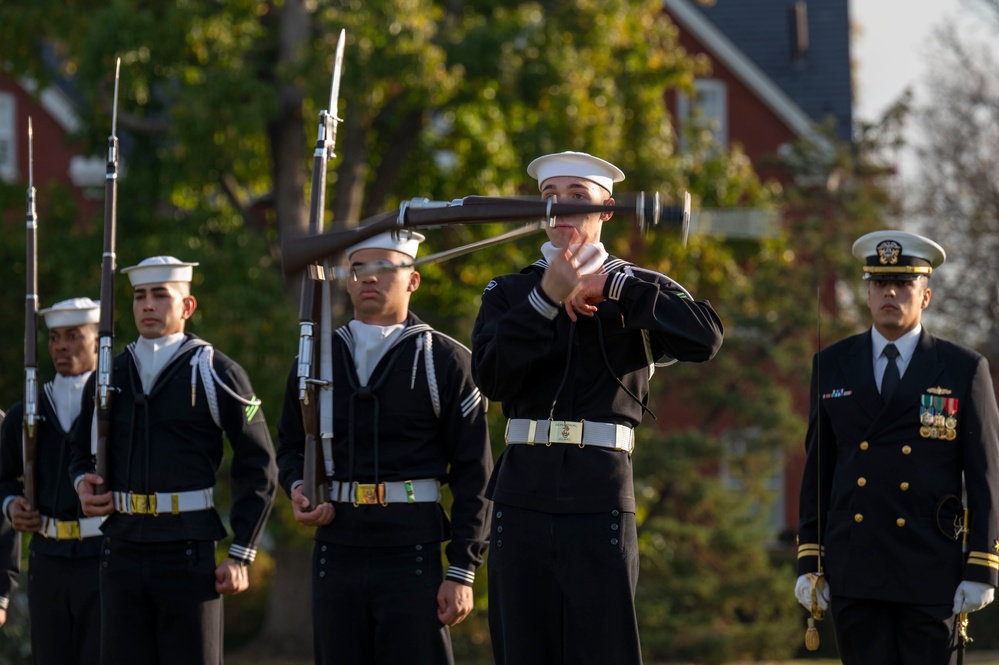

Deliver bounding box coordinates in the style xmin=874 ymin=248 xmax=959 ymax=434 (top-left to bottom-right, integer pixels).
xmin=881 ymin=343 xmax=900 ymax=402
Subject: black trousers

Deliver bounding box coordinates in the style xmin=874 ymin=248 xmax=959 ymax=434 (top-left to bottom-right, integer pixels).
xmin=312 ymin=541 xmax=453 ymax=665
xmin=99 ymin=537 xmax=222 ymax=665
xmin=832 ymin=595 xmax=958 ymax=665
xmin=28 ymin=550 xmax=101 ymax=665
xmin=487 ymin=503 xmax=642 ymax=665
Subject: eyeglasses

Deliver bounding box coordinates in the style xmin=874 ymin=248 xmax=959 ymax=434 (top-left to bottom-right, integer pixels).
xmin=349 ymin=260 xmax=411 ymax=281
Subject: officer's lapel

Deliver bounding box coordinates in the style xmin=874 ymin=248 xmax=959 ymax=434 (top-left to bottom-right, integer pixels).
xmin=840 ymin=332 xmax=882 ymax=422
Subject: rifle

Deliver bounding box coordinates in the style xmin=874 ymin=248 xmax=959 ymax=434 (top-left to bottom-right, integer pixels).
xmin=23 ymin=117 xmax=39 ymax=509
xmin=298 ymin=30 xmax=345 ymax=508
xmin=281 ymin=190 xmax=691 ymax=277
xmin=94 ymin=58 xmax=121 ymax=494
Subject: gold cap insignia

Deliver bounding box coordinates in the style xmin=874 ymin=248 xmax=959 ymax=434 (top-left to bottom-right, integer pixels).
xmin=927 ymin=386 xmax=953 ymax=396
xmin=876 ymin=240 xmax=902 ymax=265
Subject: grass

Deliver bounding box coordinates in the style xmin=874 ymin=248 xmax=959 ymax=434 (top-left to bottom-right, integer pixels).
xmin=228 ymin=654 xmax=999 ymax=665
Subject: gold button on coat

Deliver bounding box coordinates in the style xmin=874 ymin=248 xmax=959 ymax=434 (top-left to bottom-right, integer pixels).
xmin=860 ymin=441 xmax=869 ymax=450
xmin=900 ymin=482 xmax=910 ymax=491
xmin=902 ymin=445 xmax=912 ymax=455
xmin=854 ymin=514 xmax=864 ymax=523
xmin=857 ymin=477 xmax=867 ymax=487
xmin=897 ymin=518 xmax=906 ymax=527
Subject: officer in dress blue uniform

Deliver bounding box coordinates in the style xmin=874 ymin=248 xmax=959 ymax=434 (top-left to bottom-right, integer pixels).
xmin=1 ymin=298 xmax=103 ymax=664
xmin=796 ymin=230 xmax=999 ymax=665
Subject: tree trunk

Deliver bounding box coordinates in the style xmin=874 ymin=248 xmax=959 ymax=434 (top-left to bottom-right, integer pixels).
xmin=248 ymin=1 xmax=312 ymax=652
xmin=331 ymin=104 xmax=369 ymax=230
xmin=270 ymin=0 xmax=309 ymax=242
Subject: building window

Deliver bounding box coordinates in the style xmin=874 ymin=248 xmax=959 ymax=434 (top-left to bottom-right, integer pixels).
xmin=677 ymin=78 xmax=728 ymax=150
xmin=0 ymin=93 xmax=16 ymax=182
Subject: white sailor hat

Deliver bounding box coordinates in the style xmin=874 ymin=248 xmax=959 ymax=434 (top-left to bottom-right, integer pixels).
xmin=121 ymin=256 xmax=200 ymax=286
xmin=346 ymin=230 xmax=425 ymax=260
xmin=852 ymin=230 xmax=946 ymax=281
xmin=527 ymin=151 xmax=625 ymax=194
xmin=38 ymin=297 xmax=100 ymax=329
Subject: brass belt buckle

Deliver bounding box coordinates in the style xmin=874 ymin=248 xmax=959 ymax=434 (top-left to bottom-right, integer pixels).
xmin=549 ymin=420 xmax=583 ymax=445
xmin=354 ymin=484 xmax=386 ymax=506
xmin=131 ymin=494 xmax=156 ymax=515
xmin=56 ymin=521 xmax=81 ymax=540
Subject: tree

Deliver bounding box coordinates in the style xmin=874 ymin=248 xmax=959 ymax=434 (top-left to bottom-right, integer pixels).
xmin=910 ymin=12 xmax=999 ymax=354
xmin=0 ymin=1 xmax=902 ymax=662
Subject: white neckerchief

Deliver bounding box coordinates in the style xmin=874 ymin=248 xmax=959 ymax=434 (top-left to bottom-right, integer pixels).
xmin=51 ymin=371 xmax=93 ymax=432
xmin=348 ymin=320 xmax=406 ymax=386
xmin=133 ymin=332 xmax=186 ymax=393
xmin=540 ymin=241 xmax=607 ymax=275
xmin=871 ymin=324 xmax=921 ymax=390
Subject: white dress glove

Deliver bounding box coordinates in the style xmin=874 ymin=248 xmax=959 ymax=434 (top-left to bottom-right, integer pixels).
xmin=952 ymin=580 xmax=995 ymax=614
xmin=795 ymin=574 xmax=829 ymax=612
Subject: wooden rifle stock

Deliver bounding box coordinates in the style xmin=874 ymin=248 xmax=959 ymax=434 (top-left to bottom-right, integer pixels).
xmin=95 ymin=59 xmax=121 ymax=495
xmin=297 ymin=275 xmax=328 ymax=508
xmin=23 ymin=117 xmax=39 ymax=509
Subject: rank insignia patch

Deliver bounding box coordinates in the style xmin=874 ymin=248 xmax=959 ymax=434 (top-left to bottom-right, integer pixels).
xmin=245 ymin=399 xmax=260 ymax=423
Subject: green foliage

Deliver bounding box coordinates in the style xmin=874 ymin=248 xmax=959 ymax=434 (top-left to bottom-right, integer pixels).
xmin=0 ymin=2 xmax=905 ymax=663
xmin=0 ymin=596 xmax=32 ymax=665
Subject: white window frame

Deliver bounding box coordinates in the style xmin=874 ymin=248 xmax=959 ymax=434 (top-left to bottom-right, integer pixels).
xmin=677 ymin=78 xmax=728 ymax=150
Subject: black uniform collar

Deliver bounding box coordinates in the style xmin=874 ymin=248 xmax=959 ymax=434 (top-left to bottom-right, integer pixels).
xmin=335 ymin=312 xmax=433 ymax=348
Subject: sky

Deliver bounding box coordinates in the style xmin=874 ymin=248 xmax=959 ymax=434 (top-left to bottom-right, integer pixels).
xmin=850 ymin=0 xmax=996 ymax=182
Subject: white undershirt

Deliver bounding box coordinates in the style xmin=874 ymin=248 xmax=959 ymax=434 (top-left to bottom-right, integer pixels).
xmin=51 ymin=371 xmax=93 ymax=432
xmin=348 ymin=320 xmax=406 ymax=385
xmin=133 ymin=332 xmax=186 ymax=393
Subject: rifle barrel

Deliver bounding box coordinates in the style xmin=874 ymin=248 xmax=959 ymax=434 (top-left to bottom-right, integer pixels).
xmin=23 ymin=116 xmax=39 ymax=509
xmin=281 ymin=191 xmax=691 ymax=276
xmin=95 ymin=57 xmax=121 ymax=494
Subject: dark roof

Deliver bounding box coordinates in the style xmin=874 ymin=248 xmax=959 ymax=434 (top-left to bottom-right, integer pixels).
xmin=687 ymin=0 xmax=853 ymax=142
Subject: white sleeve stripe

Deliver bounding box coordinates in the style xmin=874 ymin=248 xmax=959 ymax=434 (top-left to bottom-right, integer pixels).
xmin=228 ymin=543 xmax=257 ymax=564
xmin=461 ymin=389 xmax=482 ymax=417
xmin=528 ymin=286 xmax=559 ymax=319
xmin=446 ymin=566 xmax=476 ymax=584
xmin=607 ymin=272 xmax=628 ymax=301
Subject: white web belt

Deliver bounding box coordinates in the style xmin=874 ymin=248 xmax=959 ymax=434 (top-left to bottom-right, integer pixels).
xmin=505 ymin=418 xmax=634 ymax=453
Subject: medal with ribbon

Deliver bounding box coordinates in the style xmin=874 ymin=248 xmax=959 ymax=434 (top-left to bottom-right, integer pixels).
xmin=944 ymin=397 xmax=959 ymax=440
xmin=920 ymin=394 xmax=934 ymax=438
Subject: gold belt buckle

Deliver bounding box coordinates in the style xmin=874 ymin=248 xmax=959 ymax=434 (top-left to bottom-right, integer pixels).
xmin=354 ymin=484 xmax=386 ymax=506
xmin=549 ymin=420 xmax=583 ymax=445
xmin=56 ymin=521 xmax=81 ymax=540
xmin=131 ymin=494 xmax=157 ymax=515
